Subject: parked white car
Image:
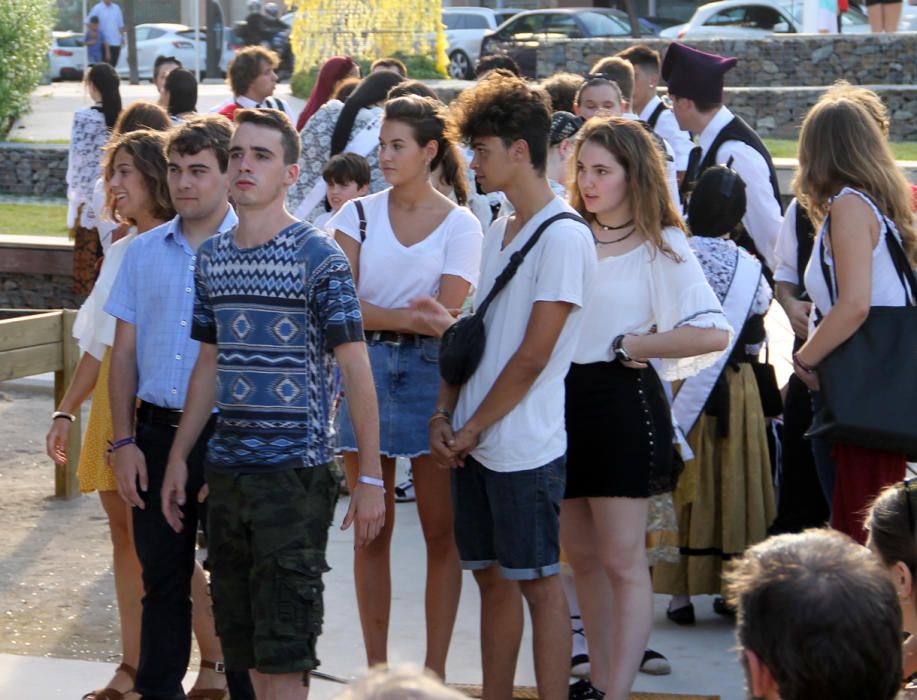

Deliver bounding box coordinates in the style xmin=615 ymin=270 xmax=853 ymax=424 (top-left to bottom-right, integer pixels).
xmin=442 ymin=7 xmax=500 ymax=79
xmin=901 ymin=0 xmax=917 ymax=31
xmin=49 ymin=31 xmax=86 ymax=80
xmin=660 ymin=0 xmax=870 ymax=37
xmin=114 ymin=23 xmax=216 ymax=80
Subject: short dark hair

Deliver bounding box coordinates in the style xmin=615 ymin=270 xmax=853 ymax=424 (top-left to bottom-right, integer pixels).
xmin=589 ymin=57 xmax=635 ymax=103
xmin=474 ymin=53 xmax=521 ymax=79
xmin=164 ymin=68 xmax=197 ymax=116
xmin=725 ymin=529 xmax=902 ymax=700
xmin=233 ymin=108 xmax=299 ymax=165
xmin=540 ymin=72 xmax=584 ymax=113
xmin=168 ymin=114 xmax=233 ymax=172
xmin=89 ymin=15 xmax=99 ymax=23
xmin=322 ymin=153 xmax=371 ymax=188
xmin=153 ymin=54 xmax=182 ymax=81
xmin=113 ymin=100 xmax=171 ymax=135
xmin=450 ymin=72 xmax=551 ymax=175
xmin=387 ymin=80 xmax=440 ymax=102
xmin=616 ymin=44 xmax=661 ymax=75
xmin=228 ymin=46 xmax=278 ymax=96
xmin=370 ymin=57 xmax=407 ymax=77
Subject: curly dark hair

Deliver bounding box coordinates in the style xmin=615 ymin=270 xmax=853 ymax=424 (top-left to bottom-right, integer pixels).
xmin=449 ymin=72 xmax=551 ymax=175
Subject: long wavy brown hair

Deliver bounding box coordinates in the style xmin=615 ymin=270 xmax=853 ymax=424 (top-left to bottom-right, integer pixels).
xmin=102 ymin=129 xmax=175 ymax=225
xmin=794 ymin=95 xmax=917 ymax=267
xmin=568 ymin=116 xmax=684 ymax=260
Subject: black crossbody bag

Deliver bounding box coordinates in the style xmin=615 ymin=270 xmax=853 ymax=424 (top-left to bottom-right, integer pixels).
xmin=805 ymin=203 xmax=917 ymax=458
xmin=439 ymin=212 xmax=588 ymax=386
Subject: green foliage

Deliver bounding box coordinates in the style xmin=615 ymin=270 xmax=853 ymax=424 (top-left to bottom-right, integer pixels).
xmin=0 ymin=0 xmax=55 ymax=139
xmin=291 ymin=52 xmax=444 ymax=100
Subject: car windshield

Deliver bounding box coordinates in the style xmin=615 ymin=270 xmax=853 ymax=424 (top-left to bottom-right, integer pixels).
xmin=578 ymin=10 xmax=630 ymax=36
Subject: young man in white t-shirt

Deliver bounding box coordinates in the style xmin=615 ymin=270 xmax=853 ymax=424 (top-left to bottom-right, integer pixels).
xmin=418 ymin=73 xmax=595 ymax=700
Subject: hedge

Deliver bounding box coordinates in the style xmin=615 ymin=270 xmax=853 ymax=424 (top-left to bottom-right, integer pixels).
xmin=0 ymin=0 xmax=55 ymax=138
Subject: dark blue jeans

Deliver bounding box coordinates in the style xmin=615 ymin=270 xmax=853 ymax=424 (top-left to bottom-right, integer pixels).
xmin=132 ymin=415 xmax=254 ymax=700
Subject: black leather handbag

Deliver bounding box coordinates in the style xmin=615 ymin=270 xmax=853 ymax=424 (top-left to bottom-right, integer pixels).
xmin=805 ymin=208 xmax=917 ymax=458
xmin=439 ymin=212 xmax=588 ymax=386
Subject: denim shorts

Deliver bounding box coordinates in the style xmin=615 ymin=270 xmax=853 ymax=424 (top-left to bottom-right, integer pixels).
xmin=336 ymin=336 xmax=440 ymax=457
xmin=452 ymin=454 xmax=566 ymax=580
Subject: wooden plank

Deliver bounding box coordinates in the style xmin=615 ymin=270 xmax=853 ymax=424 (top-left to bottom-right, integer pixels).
xmin=55 ymin=309 xmax=81 ymax=499
xmin=0 ymin=342 xmax=63 ymax=381
xmin=0 ymin=311 xmax=62 ymax=352
xmin=0 ymin=244 xmax=73 ymax=276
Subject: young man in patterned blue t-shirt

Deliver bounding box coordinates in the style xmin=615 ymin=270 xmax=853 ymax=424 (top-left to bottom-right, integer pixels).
xmin=162 ymin=108 xmax=384 ymax=699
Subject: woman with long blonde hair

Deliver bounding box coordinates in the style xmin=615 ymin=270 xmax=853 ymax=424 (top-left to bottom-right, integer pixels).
xmin=562 ymin=117 xmax=730 ymax=700
xmin=793 ymin=94 xmax=917 ymax=545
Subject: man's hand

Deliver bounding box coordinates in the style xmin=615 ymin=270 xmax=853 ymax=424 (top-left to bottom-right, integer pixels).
xmin=429 ymin=417 xmax=459 ymax=468
xmin=341 ymin=482 xmax=385 ymax=549
xmin=451 ymin=424 xmax=481 ymax=464
xmin=161 ymin=458 xmax=189 ymax=533
xmin=409 ymin=297 xmax=460 ymax=337
xmin=115 ymin=443 xmax=148 ymax=509
xmin=785 ymin=297 xmax=812 ymax=340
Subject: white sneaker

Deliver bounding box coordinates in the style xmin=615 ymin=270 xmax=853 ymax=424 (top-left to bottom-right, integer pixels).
xmin=394 ymin=474 xmax=415 ymax=503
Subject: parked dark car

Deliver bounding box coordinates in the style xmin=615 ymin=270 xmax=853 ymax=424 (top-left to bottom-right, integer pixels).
xmin=479 ymin=8 xmax=651 ymax=77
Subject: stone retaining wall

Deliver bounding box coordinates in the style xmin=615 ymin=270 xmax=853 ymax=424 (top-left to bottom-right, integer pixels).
xmin=0 ymin=274 xmax=83 ymax=310
xmin=0 ymin=143 xmax=69 ymax=197
xmin=536 ymin=35 xmax=917 ymax=86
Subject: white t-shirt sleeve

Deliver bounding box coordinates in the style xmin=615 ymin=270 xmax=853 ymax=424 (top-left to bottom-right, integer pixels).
xmin=326 ymin=198 xmax=363 ymax=244
xmin=442 ymin=209 xmax=484 ymax=287
xmin=774 ymin=198 xmax=801 ymax=285
xmin=532 ymin=222 xmax=592 ymax=308
xmin=650 ymin=229 xmax=733 ymax=380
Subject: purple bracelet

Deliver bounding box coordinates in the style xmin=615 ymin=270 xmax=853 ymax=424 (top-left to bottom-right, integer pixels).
xmin=106 ymin=436 xmax=137 ymax=454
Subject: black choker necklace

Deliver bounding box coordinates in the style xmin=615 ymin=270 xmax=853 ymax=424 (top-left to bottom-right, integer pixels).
xmin=594 ymin=216 xmax=634 ymax=231
xmin=591 ymin=227 xmax=635 ymax=246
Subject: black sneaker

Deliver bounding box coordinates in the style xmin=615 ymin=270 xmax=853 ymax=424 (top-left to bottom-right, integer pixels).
xmin=568 ymin=678 xmax=605 ymax=700
xmin=640 ymin=648 xmax=672 ymax=675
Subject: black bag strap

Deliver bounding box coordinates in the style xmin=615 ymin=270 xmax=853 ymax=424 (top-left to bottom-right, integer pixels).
xmin=647 ymin=101 xmax=667 ymax=130
xmin=474 ymin=212 xmax=588 ymax=319
xmin=818 ymin=193 xmax=917 ymax=311
xmin=354 ymin=199 xmax=367 ymax=242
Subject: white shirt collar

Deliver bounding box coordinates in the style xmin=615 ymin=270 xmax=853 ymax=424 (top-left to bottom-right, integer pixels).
xmin=236 ymin=95 xmax=263 ymax=109
xmin=638 ymin=94 xmax=662 ymax=122
xmin=697 ymin=106 xmax=734 ymax=159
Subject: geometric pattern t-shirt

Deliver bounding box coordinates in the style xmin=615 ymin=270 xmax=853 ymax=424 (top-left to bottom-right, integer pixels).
xmin=192 ymin=221 xmax=364 ymax=472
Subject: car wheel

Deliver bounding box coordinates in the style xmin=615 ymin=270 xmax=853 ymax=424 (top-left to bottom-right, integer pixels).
xmin=448 ymin=50 xmax=473 ymax=80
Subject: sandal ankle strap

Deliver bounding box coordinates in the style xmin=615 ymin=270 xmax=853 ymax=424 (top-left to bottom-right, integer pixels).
xmin=200 ymin=660 xmax=226 ymax=673
xmin=115 ymin=663 xmax=137 ymax=682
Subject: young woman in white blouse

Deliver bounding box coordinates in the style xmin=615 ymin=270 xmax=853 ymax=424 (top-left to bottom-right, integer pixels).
xmin=330 ymin=94 xmax=483 ymax=678
xmin=563 ymin=118 xmax=731 ymax=700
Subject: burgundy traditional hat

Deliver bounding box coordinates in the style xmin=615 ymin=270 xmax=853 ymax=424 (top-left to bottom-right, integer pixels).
xmin=661 ymin=42 xmax=737 ymax=104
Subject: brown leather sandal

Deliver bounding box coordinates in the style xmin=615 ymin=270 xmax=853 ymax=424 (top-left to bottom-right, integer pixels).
xmin=81 ymin=663 xmax=137 ymax=700
xmin=186 ymin=660 xmax=229 ymax=700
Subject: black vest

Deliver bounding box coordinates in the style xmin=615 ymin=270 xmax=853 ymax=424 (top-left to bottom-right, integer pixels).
xmin=700 ymin=115 xmax=783 ymax=214
xmin=794 ymin=199 xmax=815 ymax=284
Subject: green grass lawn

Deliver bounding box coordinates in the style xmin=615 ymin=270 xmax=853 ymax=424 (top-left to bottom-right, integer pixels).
xmin=0 ymin=202 xmax=69 ymax=237
xmin=764 ymin=138 xmax=917 ymax=161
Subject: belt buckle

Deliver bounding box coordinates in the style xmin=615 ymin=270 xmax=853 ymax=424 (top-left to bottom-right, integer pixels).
xmin=382 ymin=332 xmax=403 ymax=346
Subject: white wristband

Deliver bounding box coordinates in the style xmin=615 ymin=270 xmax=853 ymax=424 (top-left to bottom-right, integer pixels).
xmin=357 ymin=474 xmax=385 ymax=491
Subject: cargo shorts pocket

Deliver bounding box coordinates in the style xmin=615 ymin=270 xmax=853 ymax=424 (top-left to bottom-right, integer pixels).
xmin=269 ymin=550 xmax=330 ymax=639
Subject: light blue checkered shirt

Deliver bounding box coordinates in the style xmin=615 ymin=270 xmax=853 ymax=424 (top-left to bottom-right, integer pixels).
xmin=105 ymin=207 xmax=238 ymax=409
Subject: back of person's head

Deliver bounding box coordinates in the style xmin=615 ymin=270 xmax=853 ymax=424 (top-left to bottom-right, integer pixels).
xmin=868 ymin=481 xmax=917 ymax=583
xmin=540 ymin=72 xmax=586 ymax=113
xmin=89 ymin=15 xmax=99 ymax=25
xmin=87 ymin=62 xmax=122 ymax=129
xmin=334 ymin=664 xmax=468 ymax=700
xmin=113 ymin=101 xmax=171 ymax=135
xmin=168 ymin=114 xmax=233 ymax=173
xmin=825 ymin=80 xmax=890 ymax=136
xmin=794 ymin=94 xmax=917 ymax=266
xmin=616 ymin=44 xmax=661 ymax=76
xmin=330 ymin=70 xmax=406 ymax=156
xmin=450 ymin=71 xmax=551 ymax=175
xmin=688 ymin=165 xmax=747 ymax=237
xmin=299 ymin=56 xmax=358 ymax=129
xmin=570 ymin=117 xmax=682 ymax=257
xmin=370 ymin=57 xmax=407 ymax=77
xmin=332 ymin=77 xmax=360 ymax=103
xmin=474 ymin=53 xmax=521 ymax=79
xmin=103 ymin=129 xmax=175 ymax=223
xmin=589 ymin=57 xmax=635 ymax=104
xmin=322 ymin=152 xmax=371 ymax=188
xmin=387 ymin=80 xmax=440 ymax=102
xmin=725 ymin=529 xmax=903 ymax=700
xmin=228 ymin=46 xmax=278 ymax=97
xmin=164 ymin=68 xmax=198 ymax=116
xmin=234 ymin=108 xmax=300 ymax=165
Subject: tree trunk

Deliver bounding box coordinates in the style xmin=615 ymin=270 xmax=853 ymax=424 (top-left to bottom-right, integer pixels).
xmin=123 ymin=0 xmax=139 ymax=84
xmin=624 ymin=0 xmax=642 ymax=37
